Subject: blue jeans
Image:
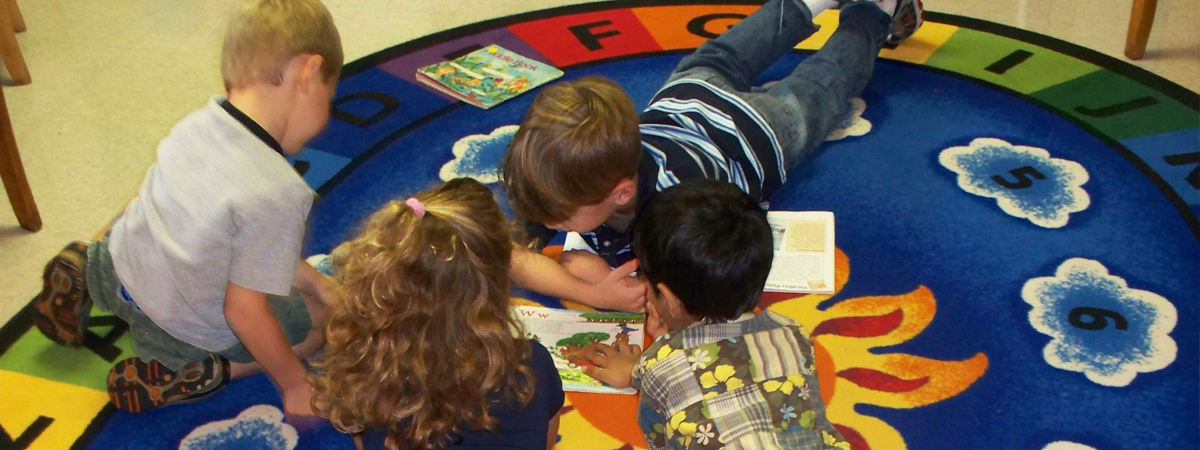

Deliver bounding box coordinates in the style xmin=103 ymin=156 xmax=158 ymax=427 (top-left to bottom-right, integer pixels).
xmin=666 ymin=0 xmax=891 ymax=170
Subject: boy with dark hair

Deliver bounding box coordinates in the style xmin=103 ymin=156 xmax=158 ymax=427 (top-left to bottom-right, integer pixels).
xmin=30 ymin=0 xmax=343 ymax=415
xmin=504 ymin=0 xmax=922 ymax=311
xmin=632 ymin=180 xmax=774 ymax=325
xmin=582 ymin=179 xmax=846 ymax=449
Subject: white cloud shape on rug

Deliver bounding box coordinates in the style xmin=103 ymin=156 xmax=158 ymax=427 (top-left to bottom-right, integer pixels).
xmin=939 ymin=137 xmax=1090 ymax=228
xmin=1022 ymin=258 xmax=1178 ymax=387
xmin=179 ymin=404 xmax=298 ymax=450
xmin=1043 ymin=442 xmax=1097 ymax=450
xmin=826 ymin=97 xmax=871 ymax=141
xmin=440 ymin=125 xmax=518 ymax=184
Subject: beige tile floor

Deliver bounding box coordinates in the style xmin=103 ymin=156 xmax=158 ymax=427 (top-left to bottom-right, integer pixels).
xmin=1 ymin=0 xmax=1197 ymax=326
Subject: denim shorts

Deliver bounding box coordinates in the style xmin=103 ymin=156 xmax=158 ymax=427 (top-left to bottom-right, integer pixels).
xmin=87 ymin=238 xmax=313 ymax=371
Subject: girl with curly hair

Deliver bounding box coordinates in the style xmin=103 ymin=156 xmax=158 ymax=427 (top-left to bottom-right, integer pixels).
xmin=310 ymin=178 xmax=563 ymax=450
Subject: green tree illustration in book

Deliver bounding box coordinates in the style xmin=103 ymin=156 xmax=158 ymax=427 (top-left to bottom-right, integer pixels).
xmin=513 ymin=305 xmax=643 ymax=394
xmin=416 ymin=45 xmax=564 ymax=109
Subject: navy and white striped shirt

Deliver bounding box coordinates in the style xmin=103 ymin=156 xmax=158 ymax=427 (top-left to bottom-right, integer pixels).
xmin=570 ymin=78 xmax=785 ymax=267
xmin=638 ymin=78 xmax=785 ymax=202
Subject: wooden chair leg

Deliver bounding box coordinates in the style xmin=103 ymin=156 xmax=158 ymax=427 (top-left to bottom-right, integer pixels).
xmin=8 ymin=0 xmax=24 ymax=33
xmin=0 ymin=0 xmax=29 ymax=85
xmin=1124 ymin=0 xmax=1158 ymax=60
xmin=0 ymin=86 xmax=40 ymax=232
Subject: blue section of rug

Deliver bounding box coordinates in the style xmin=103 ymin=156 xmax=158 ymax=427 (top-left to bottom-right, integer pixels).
xmin=84 ymin=48 xmax=1198 ymax=450
xmin=92 ymin=375 xmax=353 ymax=449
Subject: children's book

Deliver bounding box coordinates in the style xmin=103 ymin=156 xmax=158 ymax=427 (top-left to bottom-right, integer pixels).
xmin=764 ymin=211 xmax=836 ymax=294
xmin=415 ymin=45 xmax=563 ymax=109
xmin=511 ymin=305 xmax=644 ymax=395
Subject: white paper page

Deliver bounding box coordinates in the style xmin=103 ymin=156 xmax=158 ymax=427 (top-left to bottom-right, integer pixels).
xmin=763 ymin=211 xmax=835 ymax=293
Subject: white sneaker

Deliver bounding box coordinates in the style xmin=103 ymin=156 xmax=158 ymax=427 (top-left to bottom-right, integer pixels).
xmin=885 ymin=0 xmax=925 ymax=45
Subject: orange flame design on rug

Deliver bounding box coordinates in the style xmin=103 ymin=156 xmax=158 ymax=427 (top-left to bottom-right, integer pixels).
xmin=525 ymin=246 xmax=988 ymax=450
xmin=768 ymin=249 xmax=989 ymax=450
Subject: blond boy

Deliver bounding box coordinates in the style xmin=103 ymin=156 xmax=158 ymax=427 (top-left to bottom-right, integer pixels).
xmin=31 ymin=0 xmax=342 ymax=415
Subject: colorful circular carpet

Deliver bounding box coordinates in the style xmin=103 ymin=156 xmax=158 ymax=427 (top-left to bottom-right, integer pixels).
xmin=1 ymin=2 xmax=1196 ymax=449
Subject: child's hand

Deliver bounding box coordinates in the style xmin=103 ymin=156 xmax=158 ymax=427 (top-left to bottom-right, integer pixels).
xmin=282 ymin=382 xmax=317 ymax=417
xmin=579 ymin=341 xmax=642 ymax=389
xmin=592 ymin=259 xmax=646 ymax=312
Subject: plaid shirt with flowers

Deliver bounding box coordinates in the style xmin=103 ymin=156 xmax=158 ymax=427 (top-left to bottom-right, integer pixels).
xmin=631 ymin=311 xmax=848 ymax=450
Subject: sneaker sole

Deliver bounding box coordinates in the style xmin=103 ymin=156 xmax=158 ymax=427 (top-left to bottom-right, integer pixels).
xmin=885 ymin=0 xmax=925 ymax=46
xmin=107 ymin=355 xmax=230 ymax=413
xmin=30 ymin=242 xmax=92 ymax=349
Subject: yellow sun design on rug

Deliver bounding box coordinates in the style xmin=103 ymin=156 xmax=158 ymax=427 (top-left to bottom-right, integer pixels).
xmin=766 ymin=249 xmax=990 ymax=449
xmin=520 ymin=246 xmax=989 ymax=450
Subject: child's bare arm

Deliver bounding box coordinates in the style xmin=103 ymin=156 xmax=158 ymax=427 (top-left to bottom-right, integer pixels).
xmin=224 ymin=281 xmax=315 ymax=416
xmin=511 ymin=247 xmax=645 ymax=311
xmin=547 ymin=413 xmax=561 ymax=450
xmin=292 ymin=260 xmax=339 ymax=309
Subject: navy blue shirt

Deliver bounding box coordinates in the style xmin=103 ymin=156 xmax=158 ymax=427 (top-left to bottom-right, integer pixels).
xmin=361 ymin=340 xmax=564 ymax=450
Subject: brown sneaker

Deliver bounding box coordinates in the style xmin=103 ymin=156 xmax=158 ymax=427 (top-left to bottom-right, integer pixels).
xmin=30 ymin=241 xmax=92 ymax=348
xmin=107 ymin=355 xmax=231 ymax=413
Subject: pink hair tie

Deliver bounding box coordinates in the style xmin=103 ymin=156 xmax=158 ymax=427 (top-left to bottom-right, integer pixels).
xmin=405 ymin=198 xmax=425 ymax=218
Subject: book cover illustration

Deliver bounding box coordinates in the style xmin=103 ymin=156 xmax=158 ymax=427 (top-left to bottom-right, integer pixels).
xmin=512 ymin=306 xmax=644 ymax=395
xmin=416 ymin=45 xmax=563 ymax=109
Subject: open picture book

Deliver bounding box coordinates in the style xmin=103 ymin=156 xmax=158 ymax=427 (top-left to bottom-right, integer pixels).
xmin=511 ymin=305 xmax=644 ymax=395
xmin=764 ymin=211 xmax=836 ymax=294
xmin=415 ymin=45 xmax=563 ymax=109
